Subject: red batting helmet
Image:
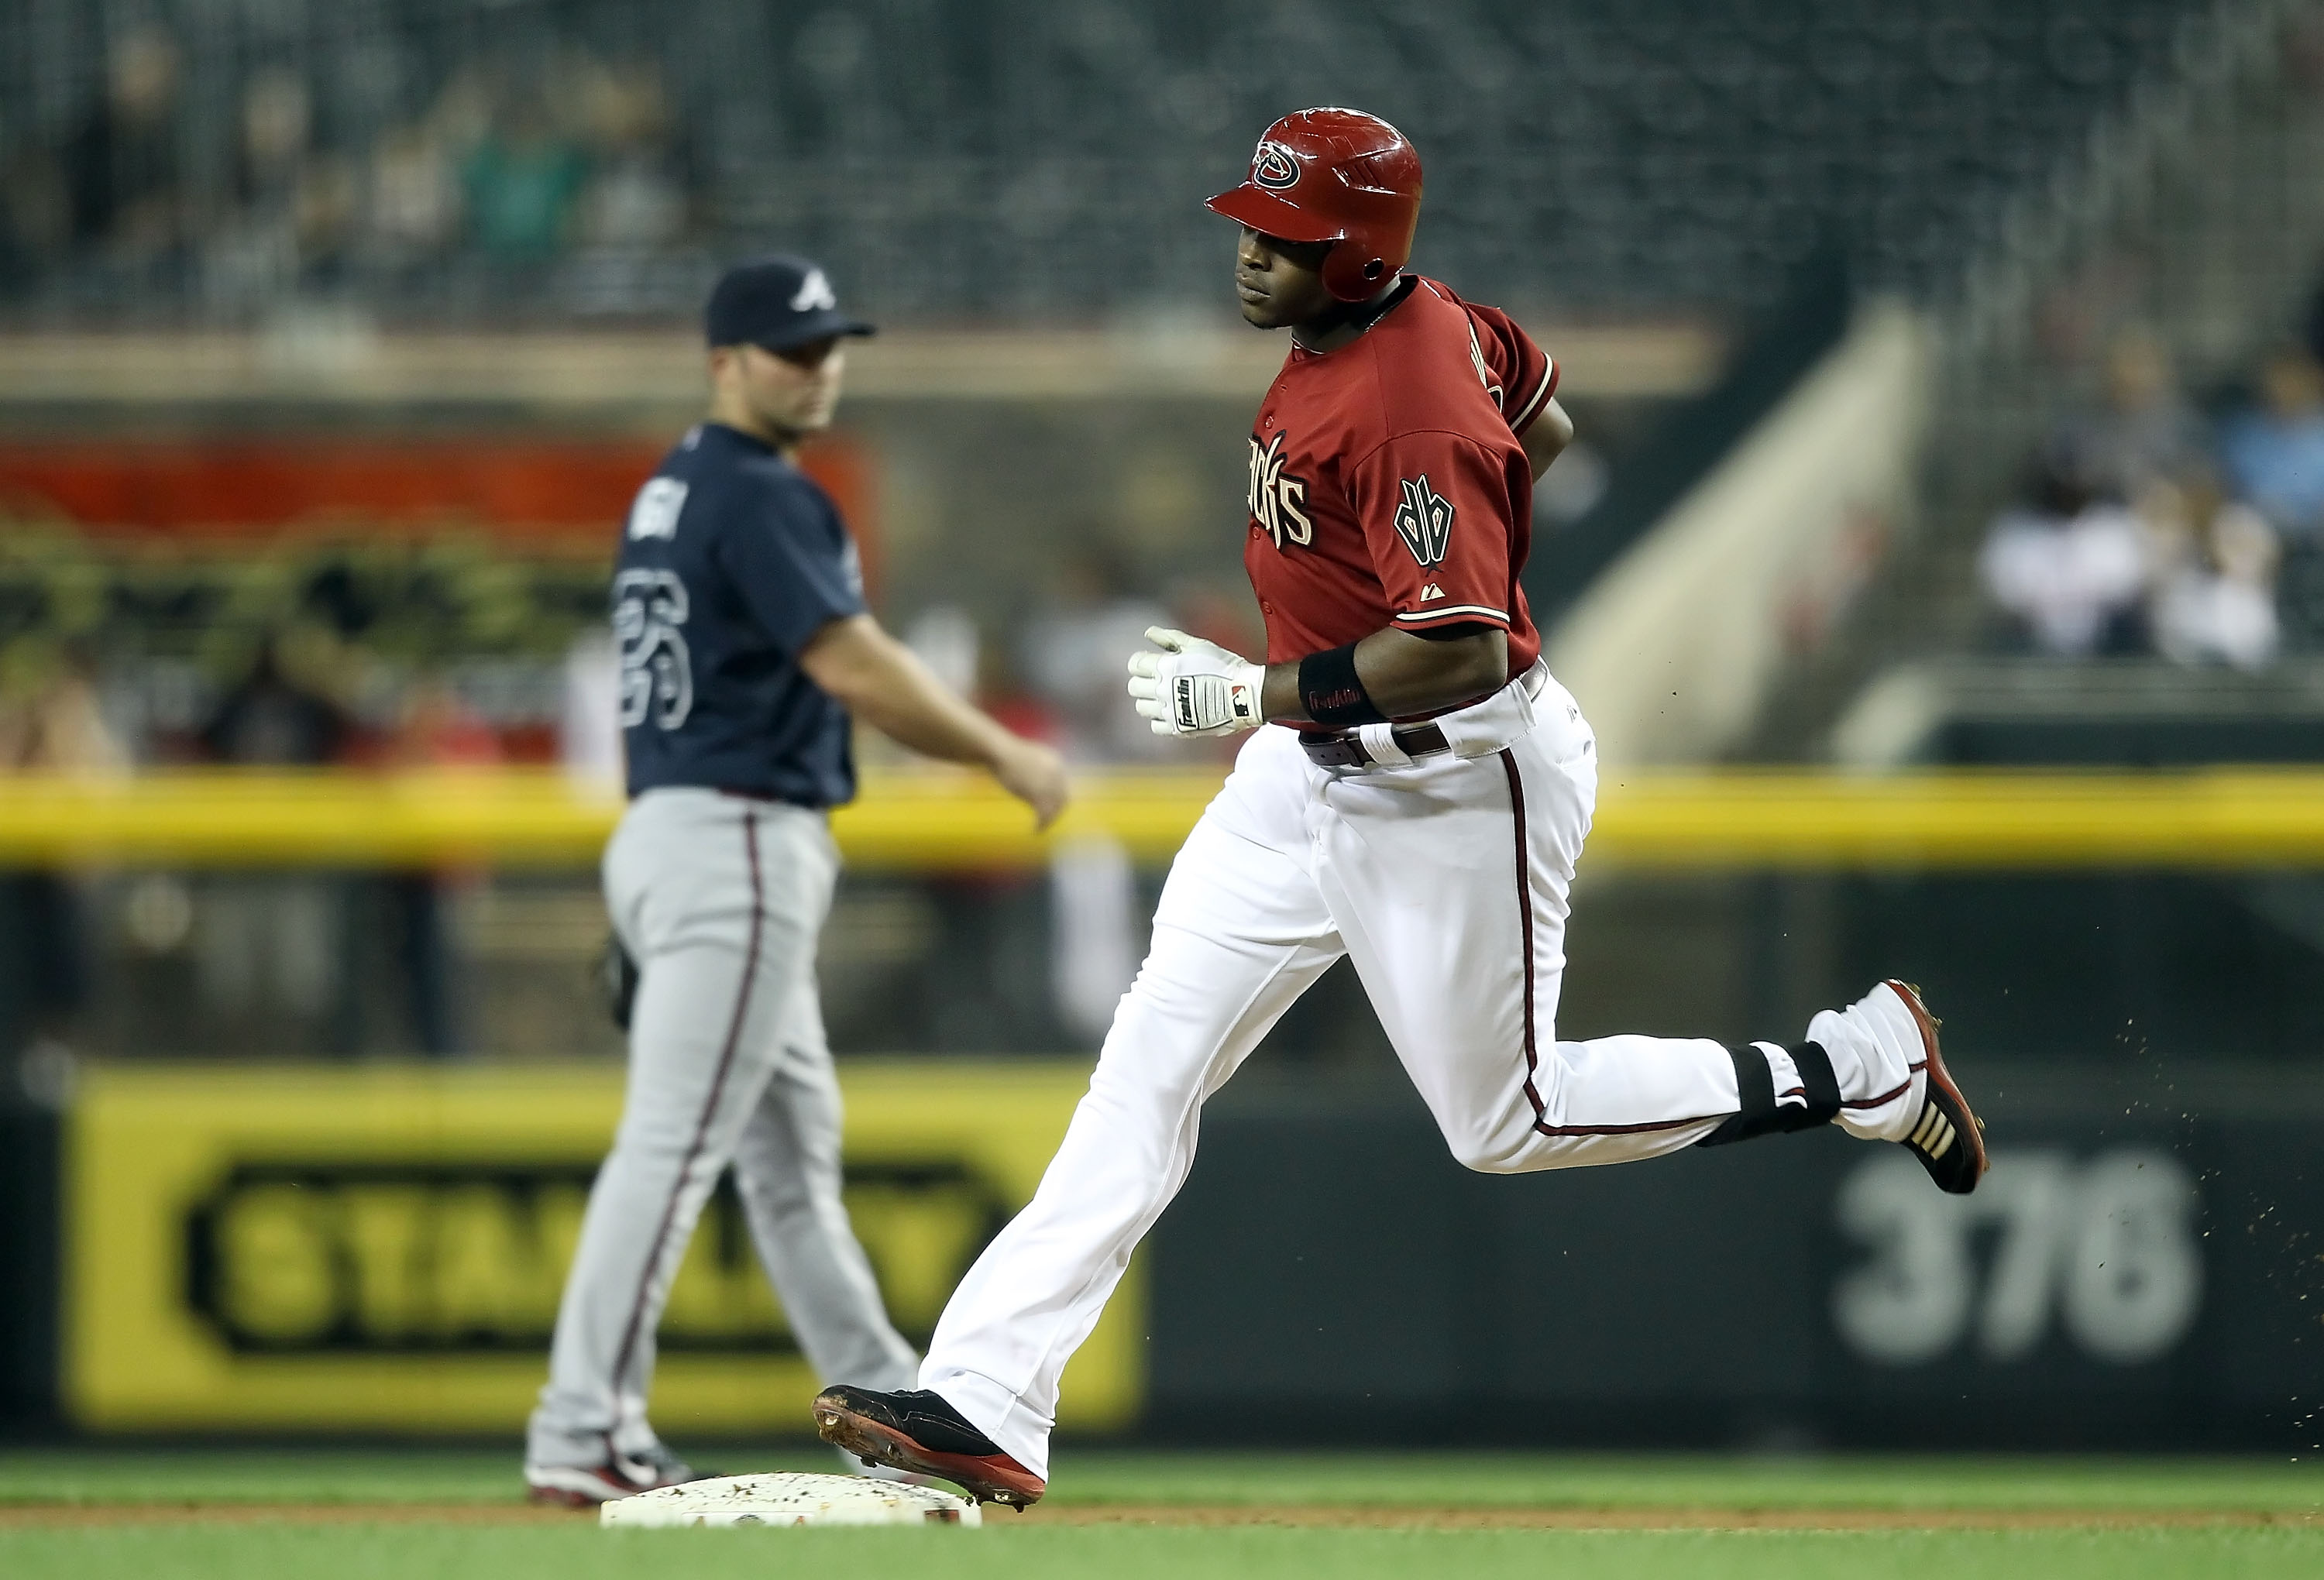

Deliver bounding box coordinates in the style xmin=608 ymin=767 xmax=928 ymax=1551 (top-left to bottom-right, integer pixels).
xmin=1205 ymin=108 xmax=1422 ymax=302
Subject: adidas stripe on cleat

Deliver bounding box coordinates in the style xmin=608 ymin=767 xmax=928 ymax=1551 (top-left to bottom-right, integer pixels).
xmin=1909 ymin=1104 xmax=1960 ymax=1159
xmin=1884 ymin=979 xmax=1987 ymax=1195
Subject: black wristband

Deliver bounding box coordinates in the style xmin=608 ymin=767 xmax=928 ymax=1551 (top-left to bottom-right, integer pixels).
xmin=1298 ymin=643 xmax=1387 ymax=727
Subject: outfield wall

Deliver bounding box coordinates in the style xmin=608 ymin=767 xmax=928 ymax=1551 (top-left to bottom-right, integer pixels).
xmin=1 ymin=1059 xmax=2315 ymax=1450
xmin=1150 ymin=1064 xmax=2320 ymax=1452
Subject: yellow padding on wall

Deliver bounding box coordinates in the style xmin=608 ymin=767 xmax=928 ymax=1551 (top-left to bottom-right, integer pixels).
xmin=2 ymin=767 xmax=2322 ymax=869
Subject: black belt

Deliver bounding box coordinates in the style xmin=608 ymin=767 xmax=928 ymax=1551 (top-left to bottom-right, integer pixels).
xmin=1299 ymin=721 xmax=1450 ymax=769
xmin=1298 ymin=663 xmax=1547 ymax=770
xmin=714 ymin=786 xmax=825 ymax=810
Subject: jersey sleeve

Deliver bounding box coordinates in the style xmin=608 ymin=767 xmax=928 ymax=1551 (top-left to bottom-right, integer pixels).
xmin=713 ymin=472 xmax=868 ymax=654
xmin=1466 ymin=304 xmax=1558 ymax=438
xmin=1347 ymin=430 xmax=1521 ymax=634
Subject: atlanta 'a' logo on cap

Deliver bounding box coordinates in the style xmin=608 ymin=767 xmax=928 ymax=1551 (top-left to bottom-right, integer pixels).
xmin=789 ymin=267 xmax=837 ymax=312
xmin=1252 ymin=141 xmax=1299 ymax=190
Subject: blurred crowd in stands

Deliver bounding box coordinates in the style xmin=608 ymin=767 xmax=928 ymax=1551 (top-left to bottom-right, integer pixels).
xmin=1981 ymin=322 xmax=2324 ymax=670
xmin=0 ymin=536 xmax=1258 ymax=1060
xmin=0 ymin=22 xmax=705 ymax=318
xmin=0 ymin=1 xmax=2213 ymax=322
xmin=0 ymin=627 xmax=503 ymax=1061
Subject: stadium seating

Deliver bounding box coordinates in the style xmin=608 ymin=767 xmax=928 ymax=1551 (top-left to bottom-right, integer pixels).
xmin=0 ymin=0 xmax=2209 ymax=322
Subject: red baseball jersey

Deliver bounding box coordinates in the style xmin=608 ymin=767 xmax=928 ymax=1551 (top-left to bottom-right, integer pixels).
xmin=1243 ymin=274 xmax=1556 ymax=706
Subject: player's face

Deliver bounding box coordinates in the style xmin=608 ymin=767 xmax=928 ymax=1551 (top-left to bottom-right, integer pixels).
xmin=1234 ymin=227 xmax=1336 ymax=329
xmin=736 ymin=338 xmax=847 ymax=434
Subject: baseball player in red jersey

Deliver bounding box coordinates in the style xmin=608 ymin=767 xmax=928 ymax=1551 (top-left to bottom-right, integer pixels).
xmin=815 ymin=108 xmax=1987 ymax=1508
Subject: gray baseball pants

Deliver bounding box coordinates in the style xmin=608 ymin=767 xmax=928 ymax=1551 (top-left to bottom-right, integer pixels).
xmin=528 ymin=787 xmax=916 ymax=1468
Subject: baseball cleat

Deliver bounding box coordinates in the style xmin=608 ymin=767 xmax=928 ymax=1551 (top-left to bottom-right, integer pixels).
xmin=841 ymin=1444 xmax=939 ymax=1486
xmin=524 ymin=1445 xmax=711 ymax=1506
xmin=1883 ymin=980 xmax=1987 ymax=1195
xmin=813 ymin=1385 xmax=1046 ymax=1508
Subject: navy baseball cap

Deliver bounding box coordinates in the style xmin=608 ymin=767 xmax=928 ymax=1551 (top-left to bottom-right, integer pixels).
xmin=705 ymin=255 xmax=876 ymax=351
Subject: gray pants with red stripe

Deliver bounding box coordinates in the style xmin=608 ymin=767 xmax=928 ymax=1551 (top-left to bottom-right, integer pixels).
xmin=527 ymin=787 xmax=916 ymax=1468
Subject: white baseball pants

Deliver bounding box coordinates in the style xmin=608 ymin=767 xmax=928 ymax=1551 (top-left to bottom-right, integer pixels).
xmin=921 ymin=671 xmax=1917 ymax=1479
xmin=528 ymin=788 xmax=916 ymax=1468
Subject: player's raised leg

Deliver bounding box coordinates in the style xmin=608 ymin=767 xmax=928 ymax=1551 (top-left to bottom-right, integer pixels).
xmin=1315 ymin=689 xmax=1981 ymax=1187
xmin=1315 ymin=687 xmax=1726 ymax=1170
xmin=816 ymin=729 xmax=1344 ymax=1503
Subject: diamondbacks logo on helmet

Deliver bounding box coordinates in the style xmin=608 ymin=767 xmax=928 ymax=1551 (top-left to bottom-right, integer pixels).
xmin=1252 ymin=141 xmax=1300 ymax=191
xmin=1393 ymin=476 xmax=1454 ymax=568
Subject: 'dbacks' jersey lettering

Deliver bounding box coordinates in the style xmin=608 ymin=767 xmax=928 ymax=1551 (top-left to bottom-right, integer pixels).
xmin=1242 ymin=275 xmax=1556 ymax=696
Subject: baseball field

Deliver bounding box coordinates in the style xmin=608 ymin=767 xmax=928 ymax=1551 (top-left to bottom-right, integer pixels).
xmin=0 ymin=1448 xmax=2315 ymax=1578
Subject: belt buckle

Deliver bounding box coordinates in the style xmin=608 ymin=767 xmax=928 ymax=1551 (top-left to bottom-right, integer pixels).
xmin=1301 ymin=733 xmax=1369 ymax=769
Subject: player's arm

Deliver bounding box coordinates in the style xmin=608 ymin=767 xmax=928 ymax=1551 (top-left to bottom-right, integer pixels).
xmin=1471 ymin=303 xmax=1566 ymax=479
xmin=800 ymin=614 xmax=1067 ymax=828
xmin=1259 ymin=624 xmax=1504 ymax=721
xmin=1129 ymin=622 xmax=1504 ymax=736
xmin=1521 ymin=397 xmax=1574 ymax=479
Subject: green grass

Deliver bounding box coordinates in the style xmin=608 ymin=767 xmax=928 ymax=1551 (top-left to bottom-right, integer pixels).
xmin=0 ymin=1448 xmax=2316 ymax=1580
xmin=1057 ymin=1451 xmax=2324 ymax=1513
xmin=2 ymin=1447 xmax=2317 ymax=1513
xmin=2 ymin=1527 xmax=2321 ymax=1580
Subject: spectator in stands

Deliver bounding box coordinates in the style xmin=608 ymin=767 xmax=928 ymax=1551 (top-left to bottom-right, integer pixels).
xmin=200 ymin=630 xmax=349 ymax=768
xmin=235 ymin=70 xmax=308 ymax=222
xmin=0 ymin=139 xmax=70 ymax=294
xmin=206 ymin=67 xmax=357 ymax=304
xmin=0 ymin=642 xmax=127 ymax=775
xmin=366 ymin=70 xmax=494 ymax=283
xmin=575 ymin=64 xmax=690 ymax=251
xmin=462 ymin=89 xmax=587 ymax=264
xmin=2147 ymin=480 xmax=2281 ymax=672
xmin=2052 ymin=328 xmax=2207 ymax=503
xmin=2220 ymin=348 xmax=2324 ymax=541
xmin=383 ymin=674 xmax=500 ymax=1059
xmin=194 ymin=631 xmax=357 ymax=1053
xmin=2222 ymin=347 xmax=2324 ymax=651
xmin=369 ymin=124 xmax=461 ymax=274
xmin=60 ymin=24 xmax=185 ymax=274
xmin=0 ymin=642 xmax=125 ymax=1079
xmin=1978 ymin=446 xmax=2153 ymax=658
xmin=1018 ymin=546 xmax=1174 ymax=764
xmin=558 ymin=60 xmax=698 ymax=314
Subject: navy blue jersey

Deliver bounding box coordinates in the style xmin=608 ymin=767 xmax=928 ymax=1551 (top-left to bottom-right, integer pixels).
xmin=614 ymin=422 xmax=866 ymax=805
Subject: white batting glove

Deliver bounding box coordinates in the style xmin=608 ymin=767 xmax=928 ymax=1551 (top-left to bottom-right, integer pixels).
xmin=1126 ymin=626 xmax=1263 ymax=739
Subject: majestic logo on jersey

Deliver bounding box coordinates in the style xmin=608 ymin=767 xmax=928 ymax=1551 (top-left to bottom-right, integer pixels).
xmin=613 ymin=569 xmax=693 ymax=731
xmin=1247 ymin=431 xmax=1314 ymax=549
xmin=1252 ymin=141 xmax=1300 ymax=190
xmin=1393 ymin=475 xmax=1454 ymax=568
xmin=626 ymin=477 xmax=689 ymax=541
xmin=789 ymin=266 xmax=837 ymax=312
xmin=1466 ymin=322 xmax=1506 ymax=412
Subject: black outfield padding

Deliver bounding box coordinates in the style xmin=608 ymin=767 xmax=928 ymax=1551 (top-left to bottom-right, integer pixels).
xmin=1697 ymin=1041 xmax=1841 ymax=1148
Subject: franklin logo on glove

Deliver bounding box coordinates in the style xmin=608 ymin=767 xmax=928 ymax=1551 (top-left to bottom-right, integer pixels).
xmin=1127 ymin=627 xmax=1263 ymax=738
